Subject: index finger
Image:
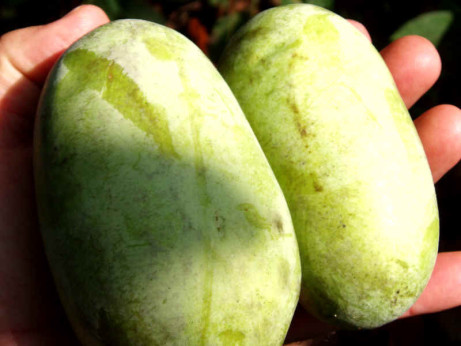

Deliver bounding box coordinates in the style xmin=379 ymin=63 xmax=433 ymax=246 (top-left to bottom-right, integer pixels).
xmin=347 ymin=21 xmax=442 ymax=110
xmin=380 ymin=35 xmax=441 ymax=109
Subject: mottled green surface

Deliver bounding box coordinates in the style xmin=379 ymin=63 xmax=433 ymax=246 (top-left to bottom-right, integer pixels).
xmin=219 ymin=4 xmax=439 ymax=329
xmin=34 ymin=19 xmax=300 ymax=345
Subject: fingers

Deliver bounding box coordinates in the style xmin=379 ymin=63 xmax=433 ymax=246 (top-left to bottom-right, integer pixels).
xmin=347 ymin=20 xmax=372 ymax=42
xmin=347 ymin=24 xmax=441 ymax=111
xmin=347 ymin=24 xmax=459 ymax=182
xmin=414 ymin=104 xmax=461 ymax=182
xmin=401 ymin=252 xmax=461 ymax=318
xmin=0 ymin=5 xmax=109 ymax=86
xmin=380 ymin=35 xmax=441 ymax=109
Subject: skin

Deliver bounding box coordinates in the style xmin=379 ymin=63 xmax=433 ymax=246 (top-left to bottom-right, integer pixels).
xmin=0 ymin=4 xmax=459 ymax=345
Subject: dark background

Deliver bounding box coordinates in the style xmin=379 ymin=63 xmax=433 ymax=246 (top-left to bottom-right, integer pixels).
xmin=1 ymin=0 xmax=459 ymax=345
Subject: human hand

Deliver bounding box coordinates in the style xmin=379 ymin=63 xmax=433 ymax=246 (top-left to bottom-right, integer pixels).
xmin=285 ymin=21 xmax=461 ymax=345
xmin=0 ymin=5 xmax=109 ymax=344
xmin=0 ymin=6 xmax=459 ymax=346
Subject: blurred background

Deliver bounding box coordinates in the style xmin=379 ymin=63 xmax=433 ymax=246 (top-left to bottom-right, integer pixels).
xmin=1 ymin=0 xmax=459 ymax=345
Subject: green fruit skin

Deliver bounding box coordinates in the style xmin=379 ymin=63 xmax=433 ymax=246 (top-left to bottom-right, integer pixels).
xmin=34 ymin=20 xmax=300 ymax=345
xmin=219 ymin=4 xmax=439 ymax=329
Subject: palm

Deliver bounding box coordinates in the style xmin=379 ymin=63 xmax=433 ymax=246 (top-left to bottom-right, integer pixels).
xmin=0 ymin=6 xmax=459 ymax=345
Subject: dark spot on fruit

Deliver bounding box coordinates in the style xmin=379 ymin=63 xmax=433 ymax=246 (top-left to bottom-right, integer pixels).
xmin=314 ymin=180 xmax=323 ymax=192
xmin=395 ymin=259 xmax=409 ymax=270
xmin=288 ymin=98 xmax=300 ymax=115
xmin=214 ymin=211 xmax=225 ymax=233
xmin=274 ymin=216 xmax=284 ymax=234
xmin=243 ymin=27 xmax=265 ymax=42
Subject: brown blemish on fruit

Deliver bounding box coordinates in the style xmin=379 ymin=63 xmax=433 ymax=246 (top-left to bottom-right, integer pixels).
xmin=313 ymin=180 xmax=323 ymax=192
xmin=274 ymin=215 xmax=284 ymax=234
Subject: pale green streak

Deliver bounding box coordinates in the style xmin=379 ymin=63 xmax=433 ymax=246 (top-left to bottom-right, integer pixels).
xmin=143 ymin=37 xmax=175 ymax=60
xmin=61 ymin=49 xmax=178 ymax=158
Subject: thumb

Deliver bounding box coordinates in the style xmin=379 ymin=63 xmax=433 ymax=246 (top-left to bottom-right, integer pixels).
xmin=0 ymin=5 xmax=109 ymax=147
xmin=1 ymin=5 xmax=109 ymax=87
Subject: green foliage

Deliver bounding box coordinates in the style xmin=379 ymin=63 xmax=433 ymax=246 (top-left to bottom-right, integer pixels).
xmin=390 ymin=10 xmax=454 ymax=46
